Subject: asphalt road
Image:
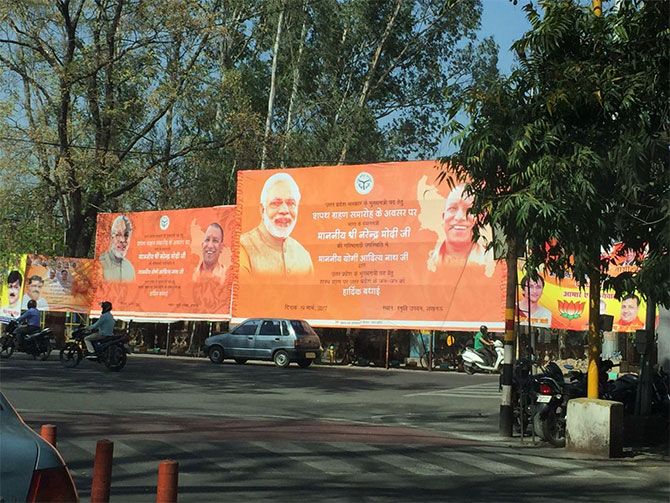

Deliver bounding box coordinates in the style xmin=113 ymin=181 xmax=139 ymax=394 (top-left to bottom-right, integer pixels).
xmin=1 ymin=354 xmax=668 ymax=502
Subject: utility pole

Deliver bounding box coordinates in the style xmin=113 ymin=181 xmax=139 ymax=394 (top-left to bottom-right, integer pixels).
xmin=500 ymin=238 xmax=518 ymax=436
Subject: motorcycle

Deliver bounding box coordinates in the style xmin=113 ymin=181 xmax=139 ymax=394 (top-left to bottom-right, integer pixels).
xmin=59 ymin=325 xmax=129 ymax=372
xmin=532 ymin=358 xmax=669 ymax=447
xmin=510 ymin=354 xmax=566 ymax=439
xmin=461 ymin=339 xmax=504 ymax=374
xmin=0 ymin=320 xmax=55 ymax=361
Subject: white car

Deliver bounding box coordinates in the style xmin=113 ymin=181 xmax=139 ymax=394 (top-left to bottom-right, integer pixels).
xmin=0 ymin=391 xmax=78 ymax=502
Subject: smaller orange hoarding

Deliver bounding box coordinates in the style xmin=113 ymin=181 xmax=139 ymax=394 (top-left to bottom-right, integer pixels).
xmin=517 ymin=262 xmax=654 ymax=332
xmin=93 ymin=206 xmax=235 ymax=320
xmin=22 ymin=255 xmax=97 ymax=313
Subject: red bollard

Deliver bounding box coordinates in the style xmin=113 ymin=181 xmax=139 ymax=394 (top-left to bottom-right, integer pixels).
xmin=156 ymin=460 xmax=179 ymax=503
xmin=40 ymin=424 xmax=57 ymax=447
xmin=91 ymin=440 xmax=114 ymax=503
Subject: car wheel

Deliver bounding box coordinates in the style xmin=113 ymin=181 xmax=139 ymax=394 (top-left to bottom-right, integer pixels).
xmin=208 ymin=345 xmax=224 ymax=364
xmin=234 ymin=358 xmax=247 ymax=364
xmin=297 ymin=359 xmax=312 ymax=368
xmin=273 ymin=350 xmax=290 ymax=368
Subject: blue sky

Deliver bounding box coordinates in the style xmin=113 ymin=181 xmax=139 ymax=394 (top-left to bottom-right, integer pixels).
xmin=435 ymin=0 xmax=532 ymax=157
xmin=480 ymin=0 xmax=532 ymax=74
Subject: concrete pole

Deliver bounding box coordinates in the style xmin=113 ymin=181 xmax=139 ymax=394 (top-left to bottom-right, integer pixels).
xmin=500 ymin=240 xmax=518 ymax=436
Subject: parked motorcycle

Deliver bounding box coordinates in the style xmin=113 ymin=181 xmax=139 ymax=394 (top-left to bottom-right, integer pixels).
xmin=0 ymin=320 xmax=55 ymax=361
xmin=531 ymin=359 xmax=613 ymax=447
xmin=532 ymin=359 xmax=669 ymax=447
xmin=510 ymin=355 xmax=565 ymax=439
xmin=59 ymin=326 xmax=129 ymax=371
xmin=461 ymin=339 xmax=504 ymax=374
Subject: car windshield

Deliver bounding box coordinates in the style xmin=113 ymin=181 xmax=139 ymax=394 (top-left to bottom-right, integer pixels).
xmin=290 ymin=320 xmax=316 ymax=336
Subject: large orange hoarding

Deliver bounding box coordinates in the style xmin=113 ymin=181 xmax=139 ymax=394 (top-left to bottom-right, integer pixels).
xmin=94 ymin=206 xmax=235 ymax=320
xmin=22 ymin=255 xmax=97 ymax=313
xmin=233 ymin=161 xmax=506 ymax=329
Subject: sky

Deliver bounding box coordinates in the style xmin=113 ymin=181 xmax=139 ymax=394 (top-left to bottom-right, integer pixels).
xmin=435 ymin=0 xmax=532 ymax=157
xmin=480 ymin=0 xmax=532 ymax=74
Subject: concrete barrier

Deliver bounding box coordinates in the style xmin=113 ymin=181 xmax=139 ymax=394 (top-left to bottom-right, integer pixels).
xmin=566 ymin=398 xmax=623 ymax=458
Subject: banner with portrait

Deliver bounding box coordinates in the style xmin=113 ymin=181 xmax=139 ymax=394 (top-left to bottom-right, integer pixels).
xmin=93 ymin=206 xmax=235 ymax=320
xmin=0 ymin=254 xmax=28 ymax=320
xmin=517 ymin=260 xmax=654 ymax=332
xmin=232 ymin=161 xmax=507 ymax=330
xmin=21 ymin=255 xmax=98 ymax=313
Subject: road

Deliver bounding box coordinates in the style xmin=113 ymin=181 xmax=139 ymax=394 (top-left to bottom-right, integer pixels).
xmin=1 ymin=354 xmax=667 ymax=502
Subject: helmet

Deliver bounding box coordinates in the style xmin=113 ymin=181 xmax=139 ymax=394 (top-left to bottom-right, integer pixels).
xmin=480 ymin=325 xmax=488 ymax=332
xmin=27 ymin=299 xmax=37 ymax=309
xmin=101 ymin=301 xmax=113 ymax=313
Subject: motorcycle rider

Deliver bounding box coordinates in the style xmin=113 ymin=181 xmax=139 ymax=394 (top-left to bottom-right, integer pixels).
xmin=473 ymin=325 xmax=495 ymax=366
xmin=84 ymin=301 xmax=115 ymax=358
xmin=14 ymin=299 xmax=41 ymax=347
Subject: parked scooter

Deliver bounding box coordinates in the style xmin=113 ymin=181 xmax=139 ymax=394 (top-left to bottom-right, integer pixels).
xmin=59 ymin=325 xmax=130 ymax=371
xmin=461 ymin=339 xmax=504 ymax=374
xmin=0 ymin=320 xmax=55 ymax=361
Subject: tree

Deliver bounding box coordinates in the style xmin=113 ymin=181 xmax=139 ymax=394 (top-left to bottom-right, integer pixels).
xmin=0 ymin=0 xmax=231 ymax=257
xmin=0 ymin=0 xmax=497 ymax=259
xmin=446 ymin=0 xmax=668 ymax=399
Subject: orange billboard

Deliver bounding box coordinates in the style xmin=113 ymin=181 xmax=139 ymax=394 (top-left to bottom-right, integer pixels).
xmin=517 ymin=263 xmax=655 ymax=332
xmin=22 ymin=255 xmax=97 ymax=313
xmin=233 ymin=161 xmax=506 ymax=329
xmin=94 ymin=206 xmax=235 ymax=320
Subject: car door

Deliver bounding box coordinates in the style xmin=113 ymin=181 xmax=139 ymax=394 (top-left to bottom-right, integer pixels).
xmin=254 ymin=319 xmax=283 ymax=359
xmin=227 ymin=319 xmax=260 ymax=358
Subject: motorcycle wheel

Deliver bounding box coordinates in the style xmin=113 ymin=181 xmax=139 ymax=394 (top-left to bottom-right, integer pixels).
xmin=464 ymin=363 xmax=476 ymax=375
xmin=536 ymin=411 xmax=566 ymax=447
xmin=36 ymin=339 xmax=52 ymax=361
xmin=60 ymin=343 xmax=83 ymax=368
xmin=104 ymin=345 xmax=127 ymax=371
xmin=0 ymin=336 xmax=15 ymax=359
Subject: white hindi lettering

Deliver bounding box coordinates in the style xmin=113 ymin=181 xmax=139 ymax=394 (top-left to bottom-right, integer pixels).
xmin=342 ymin=285 xmax=363 ymax=296
xmin=380 ymin=226 xmax=399 ymax=239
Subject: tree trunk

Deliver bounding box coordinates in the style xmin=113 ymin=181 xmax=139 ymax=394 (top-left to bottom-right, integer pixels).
xmin=587 ymin=255 xmax=602 ymax=399
xmin=260 ymin=5 xmax=285 ymax=170
xmin=338 ymin=0 xmax=403 ymax=164
xmin=281 ymin=0 xmax=308 ymax=167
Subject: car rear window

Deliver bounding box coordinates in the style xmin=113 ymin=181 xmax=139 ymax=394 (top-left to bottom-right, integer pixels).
xmin=290 ymin=320 xmax=316 ymax=336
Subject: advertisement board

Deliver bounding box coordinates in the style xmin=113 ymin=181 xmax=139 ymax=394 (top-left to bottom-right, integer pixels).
xmin=0 ymin=254 xmax=27 ymax=320
xmin=93 ymin=206 xmax=235 ymax=320
xmin=22 ymin=255 xmax=98 ymax=313
xmin=233 ymin=161 xmax=507 ymax=329
xmin=517 ymin=262 xmax=653 ymax=332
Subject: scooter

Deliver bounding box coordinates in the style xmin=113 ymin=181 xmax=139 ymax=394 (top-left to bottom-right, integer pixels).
xmin=461 ymin=339 xmax=504 ymax=374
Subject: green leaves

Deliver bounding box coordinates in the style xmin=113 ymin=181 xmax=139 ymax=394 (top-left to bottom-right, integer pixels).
xmin=446 ymin=0 xmax=669 ymax=306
